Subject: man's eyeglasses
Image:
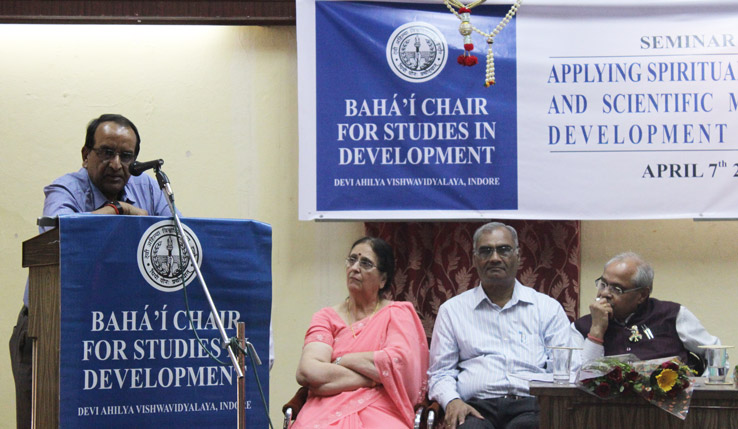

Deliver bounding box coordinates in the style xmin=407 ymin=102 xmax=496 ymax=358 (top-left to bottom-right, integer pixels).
xmin=595 ymin=277 xmax=646 ymax=296
xmin=474 ymin=245 xmax=515 ymax=259
xmin=345 ymin=256 xmax=377 ymax=271
xmin=91 ymin=147 xmax=135 ymax=165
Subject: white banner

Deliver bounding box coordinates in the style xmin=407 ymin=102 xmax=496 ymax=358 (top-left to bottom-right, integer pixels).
xmin=298 ymin=0 xmax=738 ymax=220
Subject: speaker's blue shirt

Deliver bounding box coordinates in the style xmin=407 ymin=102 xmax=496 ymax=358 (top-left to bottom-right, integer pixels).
xmin=23 ymin=168 xmax=173 ymax=306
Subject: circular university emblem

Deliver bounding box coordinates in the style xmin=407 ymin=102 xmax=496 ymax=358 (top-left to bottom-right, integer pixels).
xmin=137 ymin=220 xmax=202 ymax=292
xmin=386 ymin=22 xmax=448 ymax=83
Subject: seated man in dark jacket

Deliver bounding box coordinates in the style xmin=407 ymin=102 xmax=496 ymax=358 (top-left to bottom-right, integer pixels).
xmin=571 ymin=252 xmax=719 ymax=372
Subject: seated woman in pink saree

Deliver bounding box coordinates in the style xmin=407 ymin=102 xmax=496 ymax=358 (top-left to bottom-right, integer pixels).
xmin=293 ymin=237 xmax=429 ymax=429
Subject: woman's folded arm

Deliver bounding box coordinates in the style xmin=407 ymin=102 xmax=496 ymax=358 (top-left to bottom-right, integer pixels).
xmin=296 ymin=342 xmax=374 ymax=396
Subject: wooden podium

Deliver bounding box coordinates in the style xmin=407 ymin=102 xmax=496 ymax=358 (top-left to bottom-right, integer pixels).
xmin=22 ymin=227 xmax=62 ymax=428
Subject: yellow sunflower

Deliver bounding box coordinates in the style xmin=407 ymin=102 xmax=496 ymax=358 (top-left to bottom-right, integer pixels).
xmin=655 ymin=368 xmax=678 ymax=392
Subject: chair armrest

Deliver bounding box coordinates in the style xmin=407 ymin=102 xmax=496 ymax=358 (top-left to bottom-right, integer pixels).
xmin=282 ymin=386 xmax=310 ymax=428
xmin=282 ymin=386 xmax=310 ymax=416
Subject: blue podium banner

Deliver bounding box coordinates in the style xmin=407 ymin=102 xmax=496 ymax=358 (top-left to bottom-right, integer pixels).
xmin=57 ymin=215 xmax=271 ymax=428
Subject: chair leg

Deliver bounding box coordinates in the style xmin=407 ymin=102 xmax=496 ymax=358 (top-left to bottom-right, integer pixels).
xmin=283 ymin=408 xmax=293 ymax=429
xmin=427 ymin=409 xmax=435 ymax=429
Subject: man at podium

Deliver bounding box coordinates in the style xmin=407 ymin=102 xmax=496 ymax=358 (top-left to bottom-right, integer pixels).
xmin=9 ymin=113 xmax=173 ymax=429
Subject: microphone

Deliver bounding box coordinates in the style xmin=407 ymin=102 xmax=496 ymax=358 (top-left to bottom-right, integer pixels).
xmin=129 ymin=159 xmax=164 ymax=176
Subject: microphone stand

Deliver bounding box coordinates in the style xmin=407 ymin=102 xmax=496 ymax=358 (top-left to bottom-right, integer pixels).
xmin=153 ymin=165 xmax=244 ymax=379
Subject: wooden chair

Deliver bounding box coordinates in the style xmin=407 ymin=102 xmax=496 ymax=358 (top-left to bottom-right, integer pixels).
xmin=281 ymin=386 xmax=308 ymax=429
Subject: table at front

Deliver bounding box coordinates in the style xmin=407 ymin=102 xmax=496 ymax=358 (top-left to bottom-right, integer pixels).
xmin=530 ymin=379 xmax=738 ymax=429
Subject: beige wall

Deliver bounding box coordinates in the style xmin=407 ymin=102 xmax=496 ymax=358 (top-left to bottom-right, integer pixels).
xmin=581 ymin=220 xmax=738 ymax=360
xmin=0 ymin=24 xmax=363 ymax=426
xmin=0 ymin=24 xmax=736 ymax=426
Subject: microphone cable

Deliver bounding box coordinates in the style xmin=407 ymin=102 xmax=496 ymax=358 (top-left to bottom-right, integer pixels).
xmin=170 ymin=203 xmax=274 ymax=429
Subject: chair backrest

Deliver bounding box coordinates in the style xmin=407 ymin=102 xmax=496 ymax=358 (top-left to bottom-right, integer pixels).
xmin=365 ymin=221 xmax=581 ymax=342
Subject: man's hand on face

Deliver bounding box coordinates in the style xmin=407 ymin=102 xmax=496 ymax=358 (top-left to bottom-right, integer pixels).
xmin=589 ymin=298 xmax=613 ymax=338
xmin=444 ymin=398 xmax=484 ymax=429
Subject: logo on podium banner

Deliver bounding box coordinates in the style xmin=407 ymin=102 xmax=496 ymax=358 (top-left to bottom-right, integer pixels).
xmin=386 ymin=22 xmax=448 ymax=83
xmin=137 ymin=220 xmax=202 ymax=292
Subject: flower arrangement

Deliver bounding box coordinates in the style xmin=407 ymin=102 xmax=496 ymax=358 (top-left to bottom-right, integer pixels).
xmin=645 ymin=360 xmax=693 ymax=400
xmin=576 ymin=354 xmax=696 ymax=420
xmin=577 ymin=356 xmax=643 ymax=399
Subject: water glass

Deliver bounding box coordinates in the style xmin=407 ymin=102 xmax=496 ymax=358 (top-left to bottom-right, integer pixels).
xmin=550 ymin=347 xmax=573 ymax=384
xmin=705 ymin=347 xmax=730 ymax=383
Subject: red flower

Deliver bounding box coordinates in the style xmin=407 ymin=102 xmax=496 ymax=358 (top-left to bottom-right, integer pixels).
xmin=607 ymin=366 xmax=623 ymax=383
xmin=464 ymin=55 xmax=478 ymax=66
xmin=595 ymin=382 xmax=611 ymax=398
xmin=459 ymin=7 xmax=471 ymax=13
xmin=464 ymin=43 xmax=474 ymax=52
xmin=626 ymin=370 xmax=640 ymax=382
xmin=457 ymin=55 xmax=465 ymax=65
xmin=661 ymin=361 xmax=679 ymax=371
